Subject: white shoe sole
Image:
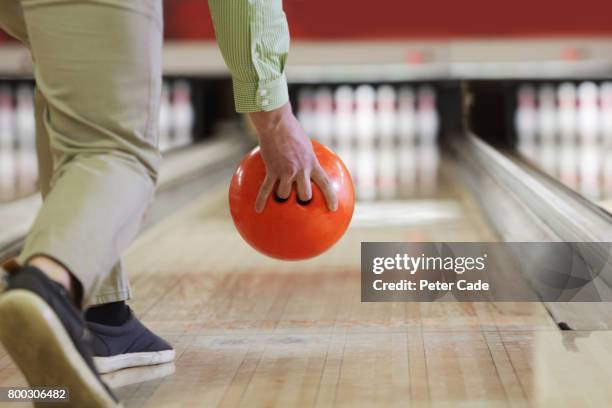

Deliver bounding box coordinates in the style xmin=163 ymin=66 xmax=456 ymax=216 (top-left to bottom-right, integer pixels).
xmin=94 ymin=349 xmax=176 ymax=374
xmin=101 ymin=361 xmax=176 ymax=389
xmin=0 ymin=290 xmax=121 ymax=408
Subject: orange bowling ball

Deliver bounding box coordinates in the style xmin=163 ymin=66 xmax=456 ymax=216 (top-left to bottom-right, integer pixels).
xmin=229 ymin=140 xmax=354 ymax=260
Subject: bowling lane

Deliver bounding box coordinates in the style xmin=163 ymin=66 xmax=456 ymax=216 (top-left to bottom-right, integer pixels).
xmin=2 ymin=79 xmax=611 ymax=406
xmin=2 ymin=150 xmax=612 ymax=406
xmin=1 ymin=156 xmax=570 ymax=407
xmin=93 ymin=160 xmax=602 ymax=407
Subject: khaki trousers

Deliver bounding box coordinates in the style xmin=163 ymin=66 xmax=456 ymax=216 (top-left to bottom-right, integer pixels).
xmin=0 ymin=0 xmax=162 ymax=307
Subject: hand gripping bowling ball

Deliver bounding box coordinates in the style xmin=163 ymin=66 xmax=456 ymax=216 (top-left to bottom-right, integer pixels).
xmin=229 ymin=140 xmax=354 ymax=260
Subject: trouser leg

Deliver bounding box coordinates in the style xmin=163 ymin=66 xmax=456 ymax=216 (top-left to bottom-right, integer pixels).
xmin=0 ymin=1 xmax=28 ymax=43
xmin=33 ymin=89 xmax=133 ymax=305
xmin=13 ymin=0 xmax=163 ymax=306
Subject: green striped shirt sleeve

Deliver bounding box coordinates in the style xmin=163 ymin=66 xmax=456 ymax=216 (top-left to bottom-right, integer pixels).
xmin=208 ymin=0 xmax=290 ymax=113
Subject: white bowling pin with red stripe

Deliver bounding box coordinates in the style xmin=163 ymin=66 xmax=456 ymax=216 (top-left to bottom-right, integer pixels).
xmin=537 ymin=84 xmax=557 ymax=142
xmin=333 ymin=85 xmax=354 ymax=150
xmin=313 ymin=86 xmax=333 ymax=146
xmin=376 ymin=85 xmax=397 ymax=148
xmin=577 ymin=82 xmax=600 ymax=143
xmin=416 ymin=86 xmax=439 ymax=144
xmin=15 ymin=84 xmax=37 ymax=194
xmin=557 ymin=82 xmax=577 ymax=143
xmin=515 ymin=85 xmax=537 ymax=144
xmin=171 ymin=80 xmax=194 ymax=148
xmin=397 ymin=86 xmax=416 ymax=145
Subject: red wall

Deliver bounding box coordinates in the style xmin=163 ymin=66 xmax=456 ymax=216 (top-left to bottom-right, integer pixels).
xmin=2 ymin=0 xmax=612 ymax=43
xmin=165 ymin=0 xmax=612 ymax=40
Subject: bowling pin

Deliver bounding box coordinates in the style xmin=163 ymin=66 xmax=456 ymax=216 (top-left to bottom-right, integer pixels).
xmin=297 ymin=87 xmax=315 ymax=137
xmin=577 ymin=82 xmax=600 ymax=143
xmin=15 ymin=84 xmax=37 ymax=194
xmin=377 ymin=145 xmax=397 ymax=200
xmin=537 ymin=139 xmax=558 ymax=178
xmin=374 ymin=85 xmax=396 ymax=199
xmin=376 ymin=85 xmax=397 ymax=148
xmin=355 ymin=144 xmax=376 ymax=201
xmin=417 ymin=142 xmax=439 ymax=195
xmin=603 ymin=148 xmax=612 ymax=198
xmin=398 ymin=141 xmax=417 ymax=197
xmin=354 ymin=85 xmax=376 ymax=148
xmin=159 ymin=82 xmax=171 ymax=152
xmin=333 ymin=85 xmax=354 ymax=151
xmin=578 ymin=141 xmax=601 ymax=199
xmin=536 ymin=84 xmax=557 ymax=142
xmin=171 ymin=80 xmax=194 ymax=148
xmin=333 ymin=85 xmax=355 ymax=176
xmin=600 ymin=82 xmax=612 ymax=143
xmin=313 ymin=86 xmax=334 ymax=146
xmin=0 ymin=86 xmax=15 ymax=199
xmin=397 ymin=86 xmax=417 ymax=145
xmin=515 ymin=84 xmax=537 ymax=144
xmin=416 ymin=85 xmax=439 ymax=144
xmin=559 ymin=140 xmax=578 ymax=190
xmin=517 ymin=140 xmax=537 ymax=163
xmin=557 ymin=82 xmax=577 ymax=144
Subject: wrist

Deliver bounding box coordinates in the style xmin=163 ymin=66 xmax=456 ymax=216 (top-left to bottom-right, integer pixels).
xmin=248 ymin=103 xmax=292 ymax=138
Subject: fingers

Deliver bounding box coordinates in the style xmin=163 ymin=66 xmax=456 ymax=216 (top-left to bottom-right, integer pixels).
xmin=256 ymin=168 xmax=337 ymax=213
xmin=276 ymin=175 xmax=294 ymax=201
xmin=295 ymin=171 xmax=312 ymax=203
xmin=255 ymin=175 xmax=275 ymax=213
xmin=312 ymin=167 xmax=338 ymax=212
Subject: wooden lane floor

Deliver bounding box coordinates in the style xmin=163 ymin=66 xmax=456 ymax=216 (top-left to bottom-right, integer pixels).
xmin=0 ymin=167 xmax=610 ymax=407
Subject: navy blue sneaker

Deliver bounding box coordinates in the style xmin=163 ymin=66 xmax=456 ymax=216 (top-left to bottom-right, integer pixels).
xmin=0 ymin=266 xmax=120 ymax=407
xmin=87 ymin=308 xmax=175 ymax=374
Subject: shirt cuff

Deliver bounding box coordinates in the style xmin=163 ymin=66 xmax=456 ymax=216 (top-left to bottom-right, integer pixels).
xmin=232 ymin=74 xmax=289 ymax=113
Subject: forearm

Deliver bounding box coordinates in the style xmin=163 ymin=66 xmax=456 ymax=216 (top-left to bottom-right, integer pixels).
xmin=208 ymin=0 xmax=290 ymax=113
xmin=248 ymin=103 xmax=292 ymax=138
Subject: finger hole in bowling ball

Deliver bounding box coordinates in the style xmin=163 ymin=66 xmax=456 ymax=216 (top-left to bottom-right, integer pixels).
xmin=297 ymin=197 xmax=312 ymax=206
xmin=274 ymin=193 xmax=289 ymax=203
